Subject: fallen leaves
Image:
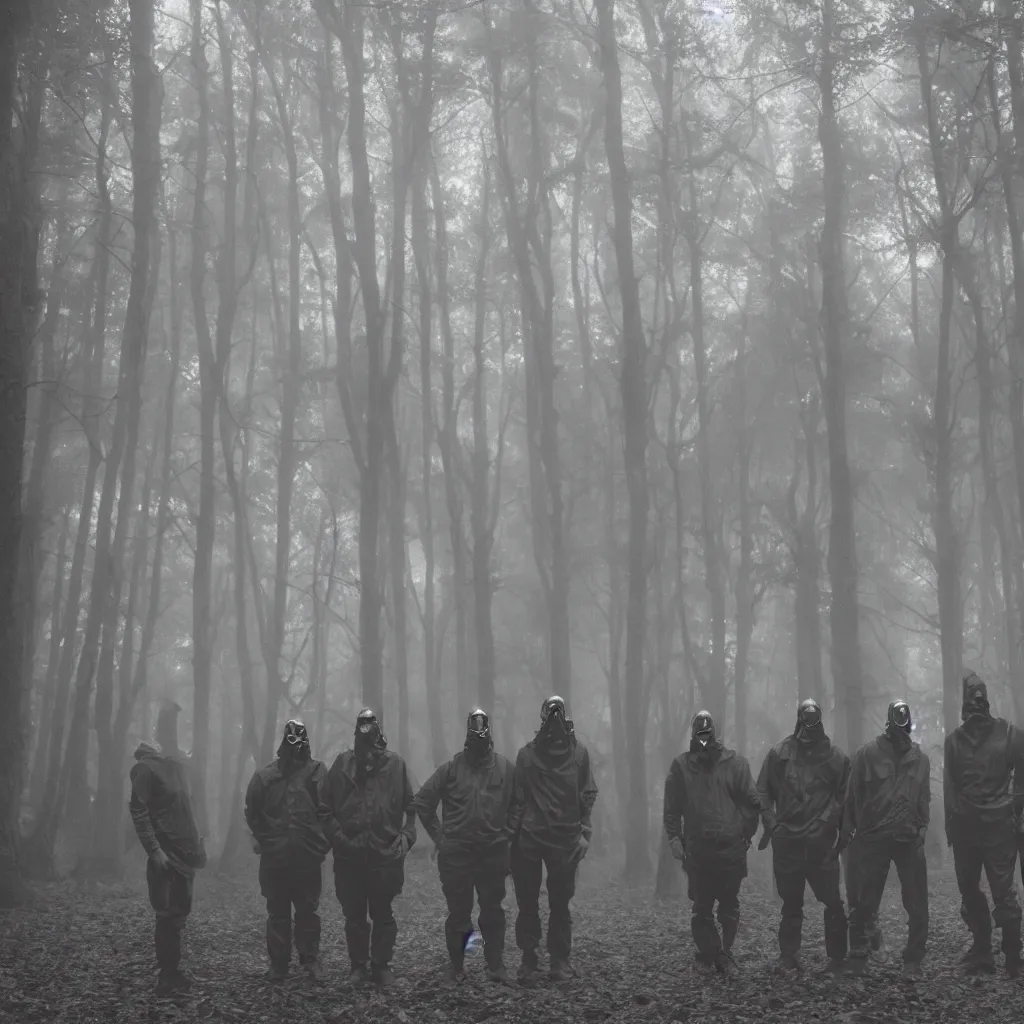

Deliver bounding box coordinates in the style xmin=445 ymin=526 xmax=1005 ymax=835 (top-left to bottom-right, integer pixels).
xmin=0 ymin=851 xmax=1019 ymax=1021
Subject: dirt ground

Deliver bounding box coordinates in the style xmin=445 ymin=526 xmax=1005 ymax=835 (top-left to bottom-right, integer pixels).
xmin=0 ymin=847 xmax=1019 ymax=1023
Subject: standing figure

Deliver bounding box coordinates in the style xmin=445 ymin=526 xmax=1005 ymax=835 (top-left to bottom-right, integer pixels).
xmin=758 ymin=699 xmax=850 ymax=972
xmin=245 ymin=720 xmax=330 ymax=983
xmin=843 ymin=700 xmax=930 ymax=978
xmin=664 ymin=710 xmax=762 ymax=974
xmin=415 ymin=709 xmax=516 ymax=986
xmin=128 ymin=701 xmax=207 ymax=997
xmin=318 ymin=708 xmax=416 ymax=991
xmin=945 ymin=672 xmax=1024 ymax=977
xmin=509 ymin=696 xmax=598 ymax=982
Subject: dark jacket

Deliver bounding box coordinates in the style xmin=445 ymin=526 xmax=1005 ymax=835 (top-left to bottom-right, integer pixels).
xmin=317 ymin=748 xmax=416 ymax=863
xmin=415 ymin=748 xmax=516 ymax=849
xmin=663 ymin=744 xmax=762 ymax=866
xmin=129 ymin=743 xmax=204 ymax=874
xmin=757 ymin=734 xmax=850 ymax=840
xmin=508 ymin=736 xmax=598 ymax=851
xmin=245 ymin=754 xmax=330 ymax=862
xmin=844 ymin=732 xmax=930 ymax=843
xmin=944 ymin=716 xmax=1024 ymax=840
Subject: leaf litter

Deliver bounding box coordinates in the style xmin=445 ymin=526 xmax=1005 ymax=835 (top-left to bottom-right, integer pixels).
xmin=0 ymin=849 xmax=1019 ymax=1022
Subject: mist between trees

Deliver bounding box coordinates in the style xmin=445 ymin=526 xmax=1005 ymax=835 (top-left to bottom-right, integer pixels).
xmin=1 ymin=0 xmax=1021 ymax=905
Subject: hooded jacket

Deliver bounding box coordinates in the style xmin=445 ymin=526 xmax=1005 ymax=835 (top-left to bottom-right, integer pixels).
xmin=245 ymin=753 xmax=331 ymax=862
xmin=317 ymin=748 xmax=417 ymax=862
xmin=944 ymin=677 xmax=1024 ymax=840
xmin=757 ymin=732 xmax=850 ymax=839
xmin=415 ymin=747 xmax=516 ymax=849
xmin=663 ymin=740 xmax=763 ymax=866
xmin=129 ymin=743 xmax=203 ymax=873
xmin=843 ymin=731 xmax=930 ymax=843
xmin=507 ymin=734 xmax=598 ymax=852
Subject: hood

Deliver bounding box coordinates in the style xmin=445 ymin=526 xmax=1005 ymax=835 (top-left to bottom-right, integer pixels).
xmin=962 ymin=672 xmax=991 ymax=721
xmin=134 ymin=742 xmax=160 ymax=761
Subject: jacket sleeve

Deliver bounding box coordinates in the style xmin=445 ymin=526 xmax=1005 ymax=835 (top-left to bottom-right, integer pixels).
xmin=918 ymin=751 xmax=931 ymax=830
xmin=1010 ymin=725 xmax=1024 ymax=821
xmin=244 ymin=770 xmax=265 ymax=842
xmin=663 ymin=760 xmax=683 ymax=841
xmin=400 ymin=758 xmax=417 ymax=848
xmin=943 ymin=734 xmax=956 ymax=841
xmin=316 ymin=760 xmax=343 ymax=847
xmin=414 ymin=763 xmax=447 ymax=847
xmin=732 ymin=756 xmax=762 ymax=841
xmin=843 ymin=749 xmax=862 ymax=837
xmin=832 ymin=751 xmax=851 ymax=830
xmin=507 ymin=748 xmax=528 ymax=837
xmin=756 ymin=749 xmax=777 ymax=832
xmin=578 ymin=746 xmax=598 ymax=841
xmin=129 ymin=762 xmax=161 ymax=857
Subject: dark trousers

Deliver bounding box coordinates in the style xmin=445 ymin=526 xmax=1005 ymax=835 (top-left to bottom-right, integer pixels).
xmin=334 ymin=857 xmax=404 ymax=968
xmin=688 ymin=861 xmax=744 ymax=960
xmin=259 ymin=855 xmax=323 ymax=968
xmin=773 ymin=835 xmax=847 ymax=960
xmin=953 ymin=827 xmax=1022 ymax=956
xmin=146 ymin=859 xmax=194 ymax=972
xmin=848 ymin=836 xmax=928 ymax=964
xmin=511 ymin=842 xmax=578 ymax=964
xmin=438 ymin=841 xmax=509 ymax=968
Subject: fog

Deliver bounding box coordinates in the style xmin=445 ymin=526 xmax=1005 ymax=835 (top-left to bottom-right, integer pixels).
xmin=0 ymin=0 xmax=1018 ymax=898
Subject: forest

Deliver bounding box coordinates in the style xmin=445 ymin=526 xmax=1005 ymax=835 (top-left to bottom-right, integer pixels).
xmin=3 ymin=0 xmax=1024 ymax=1019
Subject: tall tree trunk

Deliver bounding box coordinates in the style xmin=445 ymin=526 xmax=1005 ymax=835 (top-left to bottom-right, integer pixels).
xmin=817 ymin=0 xmax=864 ymax=749
xmin=319 ymin=0 xmax=390 ymax=712
xmin=467 ymin=152 xmax=497 ymax=717
xmin=734 ymin=305 xmax=754 ymax=755
xmin=0 ymin=0 xmax=40 ymax=906
xmin=914 ymin=3 xmax=964 ymax=735
xmin=189 ymin=0 xmax=216 ymax=830
xmin=596 ymin=0 xmax=650 ymax=878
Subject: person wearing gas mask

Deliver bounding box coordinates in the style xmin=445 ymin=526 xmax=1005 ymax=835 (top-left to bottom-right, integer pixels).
xmin=842 ymin=700 xmax=930 ymax=978
xmin=415 ymin=709 xmax=517 ymax=987
xmin=757 ymin=699 xmax=850 ymax=972
xmin=317 ymin=708 xmax=417 ymax=991
xmin=245 ymin=720 xmax=330 ymax=984
xmin=663 ymin=710 xmax=762 ymax=974
xmin=507 ymin=695 xmax=598 ymax=982
xmin=944 ymin=672 xmax=1024 ymax=977
xmin=128 ymin=701 xmax=207 ymax=997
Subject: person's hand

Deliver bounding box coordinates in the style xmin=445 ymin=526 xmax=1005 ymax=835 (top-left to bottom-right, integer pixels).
xmin=757 ymin=826 xmax=773 ymax=851
xmin=150 ymin=848 xmax=170 ymax=872
xmin=575 ymin=835 xmax=590 ymax=862
xmin=835 ymin=830 xmax=853 ymax=853
xmin=197 ymin=837 xmax=208 ymax=870
xmin=251 ymin=837 xmax=262 ymax=854
xmin=669 ymin=837 xmax=685 ymax=862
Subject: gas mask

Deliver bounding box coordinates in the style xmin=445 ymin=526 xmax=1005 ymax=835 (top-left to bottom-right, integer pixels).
xmin=465 ymin=708 xmax=493 ymax=762
xmin=354 ymin=707 xmax=386 ymax=768
xmin=886 ymin=700 xmax=913 ymax=737
xmin=691 ymin=710 xmax=715 ymax=751
xmin=540 ymin=696 xmax=573 ymax=743
xmin=795 ymin=699 xmax=824 ymax=745
xmin=278 ymin=719 xmax=310 ymax=761
xmin=961 ymin=672 xmax=991 ymax=722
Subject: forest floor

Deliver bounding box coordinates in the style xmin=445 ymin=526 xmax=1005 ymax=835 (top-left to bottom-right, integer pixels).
xmin=0 ymin=847 xmax=1019 ymax=1024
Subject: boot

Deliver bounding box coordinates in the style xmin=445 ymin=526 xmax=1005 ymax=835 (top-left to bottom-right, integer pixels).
xmin=486 ymin=959 xmax=513 ymax=986
xmin=442 ymin=962 xmax=465 ymax=988
xmin=304 ymin=959 xmax=326 ymax=984
xmin=345 ymin=962 xmax=369 ymax=988
xmin=372 ymin=962 xmax=396 ymax=991
xmin=826 ymin=958 xmax=846 ymax=976
xmin=779 ymin=952 xmax=800 ymax=971
xmin=714 ymin=950 xmax=736 ymax=976
xmin=549 ymin=959 xmax=573 ymax=982
xmin=267 ymin=963 xmax=288 ymax=984
xmin=156 ymin=968 xmax=191 ymax=997
xmin=902 ymin=961 xmax=922 ymax=980
xmin=963 ymin=942 xmax=996 ymax=975
xmin=1006 ymin=952 xmax=1023 ymax=979
xmin=846 ymin=956 xmax=867 ymax=978
xmin=518 ymin=951 xmax=541 ymax=984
